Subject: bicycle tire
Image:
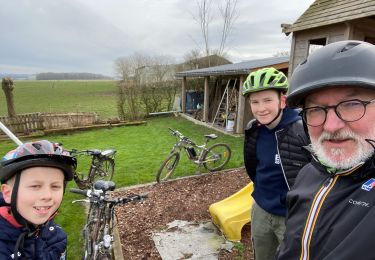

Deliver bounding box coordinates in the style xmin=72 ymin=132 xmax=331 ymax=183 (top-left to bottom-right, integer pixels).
xmin=202 ymin=143 xmax=231 ymax=171
xmin=92 ymin=158 xmax=115 ymax=182
xmin=85 ymin=205 xmax=103 ymax=260
xmin=156 ymin=152 xmax=180 ymax=183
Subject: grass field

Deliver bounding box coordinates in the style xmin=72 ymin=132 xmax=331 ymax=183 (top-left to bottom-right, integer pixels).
xmin=0 ymin=116 xmax=244 ymax=259
xmin=0 ymin=80 xmax=118 ymax=119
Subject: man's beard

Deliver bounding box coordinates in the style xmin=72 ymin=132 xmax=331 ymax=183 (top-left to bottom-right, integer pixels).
xmin=311 ymin=128 xmax=374 ymax=170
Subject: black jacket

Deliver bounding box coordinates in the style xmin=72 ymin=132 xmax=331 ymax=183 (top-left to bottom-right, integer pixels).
xmin=277 ymin=156 xmax=375 ymax=260
xmin=243 ymin=113 xmax=310 ymax=189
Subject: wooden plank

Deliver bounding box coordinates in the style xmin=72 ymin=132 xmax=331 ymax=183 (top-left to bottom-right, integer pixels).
xmin=294 ymin=4 xmax=375 ymax=27
xmin=284 ymin=0 xmax=375 ymax=33
xmin=294 ymin=1 xmax=375 ymax=24
xmin=291 ymin=8 xmax=375 ymax=32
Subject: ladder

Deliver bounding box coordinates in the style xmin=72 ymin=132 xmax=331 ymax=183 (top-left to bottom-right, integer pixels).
xmin=212 ymin=79 xmax=237 ymax=127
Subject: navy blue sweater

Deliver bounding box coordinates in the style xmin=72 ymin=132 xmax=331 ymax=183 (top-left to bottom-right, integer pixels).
xmin=252 ymin=108 xmax=301 ymax=216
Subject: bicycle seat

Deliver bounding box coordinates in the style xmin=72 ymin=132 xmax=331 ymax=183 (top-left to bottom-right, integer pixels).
xmin=94 ymin=180 xmax=116 ymax=192
xmin=205 ymin=134 xmax=217 ymax=139
xmin=101 ymin=149 xmax=116 ymax=157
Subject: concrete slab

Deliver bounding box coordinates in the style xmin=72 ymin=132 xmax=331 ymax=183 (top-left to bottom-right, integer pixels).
xmin=152 ymin=220 xmax=233 ymax=260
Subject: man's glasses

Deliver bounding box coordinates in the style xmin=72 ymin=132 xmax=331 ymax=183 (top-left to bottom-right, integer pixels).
xmin=300 ymin=99 xmax=375 ymax=127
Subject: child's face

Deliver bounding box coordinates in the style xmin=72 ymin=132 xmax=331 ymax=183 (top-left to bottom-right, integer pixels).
xmin=2 ymin=167 xmax=65 ymax=225
xmin=248 ymin=89 xmax=286 ymax=125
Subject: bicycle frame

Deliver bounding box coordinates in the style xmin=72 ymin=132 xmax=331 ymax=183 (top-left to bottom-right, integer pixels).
xmin=156 ymin=128 xmax=231 ymax=182
xmin=168 ymin=128 xmax=213 ymax=166
xmin=71 ymin=180 xmax=146 ymax=260
xmin=70 ymin=149 xmax=116 ymax=189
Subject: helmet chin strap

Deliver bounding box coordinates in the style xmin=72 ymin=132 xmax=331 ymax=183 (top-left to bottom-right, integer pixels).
xmin=10 ymin=173 xmax=34 ymax=231
xmin=264 ymin=107 xmax=283 ymax=127
xmin=10 ymin=172 xmax=36 ymax=260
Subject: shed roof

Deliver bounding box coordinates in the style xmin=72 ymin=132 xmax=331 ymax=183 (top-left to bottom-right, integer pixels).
xmin=282 ymin=0 xmax=375 ymax=34
xmin=175 ymin=56 xmax=289 ymax=78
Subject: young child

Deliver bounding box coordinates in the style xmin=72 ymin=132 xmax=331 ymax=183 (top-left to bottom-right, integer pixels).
xmin=242 ymin=67 xmax=310 ymax=260
xmin=0 ymin=140 xmax=76 ymax=259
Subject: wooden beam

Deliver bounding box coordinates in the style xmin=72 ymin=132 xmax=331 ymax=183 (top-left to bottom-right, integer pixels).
xmin=236 ymin=75 xmax=245 ymax=134
xmin=203 ymin=76 xmax=209 ymax=122
xmin=181 ymin=77 xmax=187 ymax=113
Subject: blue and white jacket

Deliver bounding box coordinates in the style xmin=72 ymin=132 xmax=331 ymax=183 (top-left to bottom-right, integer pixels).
xmin=0 ymin=193 xmax=67 ymax=259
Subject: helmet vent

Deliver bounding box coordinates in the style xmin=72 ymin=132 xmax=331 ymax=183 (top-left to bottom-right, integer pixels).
xmin=268 ymin=76 xmax=275 ymax=84
xmin=32 ymin=143 xmax=42 ymax=150
xmin=339 ymin=42 xmax=360 ymax=53
xmin=259 ymin=73 xmax=266 ymax=85
xmin=300 ymin=59 xmax=307 ymax=65
xmin=250 ymin=74 xmax=255 ymax=84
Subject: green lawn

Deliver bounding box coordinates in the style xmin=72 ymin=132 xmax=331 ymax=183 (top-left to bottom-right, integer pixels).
xmin=0 ymin=80 xmax=118 ymax=119
xmin=0 ymin=116 xmax=244 ymax=259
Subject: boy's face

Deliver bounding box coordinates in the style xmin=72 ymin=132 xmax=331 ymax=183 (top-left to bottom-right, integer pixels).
xmin=1 ymin=166 xmax=65 ymax=225
xmin=248 ymin=89 xmax=286 ymax=125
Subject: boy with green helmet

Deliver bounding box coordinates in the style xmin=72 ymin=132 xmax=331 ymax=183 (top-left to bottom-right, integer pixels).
xmin=242 ymin=67 xmax=310 ymax=260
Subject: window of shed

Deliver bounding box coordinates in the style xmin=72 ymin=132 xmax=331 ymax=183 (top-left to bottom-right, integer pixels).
xmin=308 ymin=38 xmax=326 ymax=55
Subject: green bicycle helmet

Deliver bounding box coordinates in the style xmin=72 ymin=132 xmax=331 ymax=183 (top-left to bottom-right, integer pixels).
xmin=242 ymin=67 xmax=288 ymax=96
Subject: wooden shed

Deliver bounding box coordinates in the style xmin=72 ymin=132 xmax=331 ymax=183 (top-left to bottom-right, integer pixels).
xmin=175 ymin=56 xmax=289 ymax=134
xmin=282 ymin=0 xmax=375 ymax=75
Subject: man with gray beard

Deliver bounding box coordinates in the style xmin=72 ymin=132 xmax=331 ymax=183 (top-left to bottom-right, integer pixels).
xmin=277 ymin=40 xmax=375 ymax=260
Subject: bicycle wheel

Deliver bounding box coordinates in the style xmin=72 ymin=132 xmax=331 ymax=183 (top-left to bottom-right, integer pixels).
xmin=92 ymin=158 xmax=115 ymax=182
xmin=202 ymin=143 xmax=231 ymax=171
xmin=84 ymin=205 xmax=103 ymax=260
xmin=156 ymin=152 xmax=180 ymax=183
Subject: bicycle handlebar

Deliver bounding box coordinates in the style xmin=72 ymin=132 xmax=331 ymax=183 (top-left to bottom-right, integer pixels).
xmin=70 ymin=188 xmax=90 ymax=196
xmin=69 ymin=149 xmax=116 ymax=158
xmin=112 ymin=194 xmax=148 ymax=205
xmin=168 ymin=128 xmax=196 ymax=145
xmin=70 ymin=184 xmax=147 ymax=205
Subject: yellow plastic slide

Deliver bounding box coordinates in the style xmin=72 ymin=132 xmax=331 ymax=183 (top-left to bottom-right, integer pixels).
xmin=209 ymin=182 xmax=254 ymax=242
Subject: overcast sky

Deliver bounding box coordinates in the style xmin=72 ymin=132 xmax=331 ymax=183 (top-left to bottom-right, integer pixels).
xmin=0 ymin=0 xmax=315 ymax=77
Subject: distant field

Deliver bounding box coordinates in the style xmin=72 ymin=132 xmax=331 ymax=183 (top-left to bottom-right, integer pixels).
xmin=0 ymin=80 xmax=118 ymax=119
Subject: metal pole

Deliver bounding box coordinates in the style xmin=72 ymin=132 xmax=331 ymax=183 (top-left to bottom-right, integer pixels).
xmin=0 ymin=121 xmax=23 ymax=145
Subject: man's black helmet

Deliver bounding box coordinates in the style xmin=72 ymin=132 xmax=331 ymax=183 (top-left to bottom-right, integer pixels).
xmin=0 ymin=140 xmax=76 ymax=183
xmin=287 ymin=40 xmax=375 ymax=107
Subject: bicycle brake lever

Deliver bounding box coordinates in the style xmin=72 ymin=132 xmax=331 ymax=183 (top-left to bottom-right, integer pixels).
xmin=72 ymin=199 xmax=90 ymax=204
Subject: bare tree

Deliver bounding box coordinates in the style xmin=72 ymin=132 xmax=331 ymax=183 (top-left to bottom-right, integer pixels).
xmin=192 ymin=0 xmax=239 ymax=63
xmin=1 ymin=77 xmax=16 ymax=117
xmin=150 ymin=55 xmax=176 ymax=82
xmin=195 ymin=0 xmax=212 ymax=58
xmin=114 ymin=53 xmax=179 ymax=119
xmin=218 ymin=0 xmax=239 ymax=56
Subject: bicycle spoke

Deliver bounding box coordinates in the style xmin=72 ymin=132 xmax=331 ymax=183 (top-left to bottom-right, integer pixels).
xmin=203 ymin=143 xmax=231 ymax=171
xmin=156 ymin=153 xmax=179 ymax=182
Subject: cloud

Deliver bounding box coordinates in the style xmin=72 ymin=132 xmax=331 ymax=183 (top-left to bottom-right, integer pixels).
xmin=0 ymin=0 xmax=314 ymax=76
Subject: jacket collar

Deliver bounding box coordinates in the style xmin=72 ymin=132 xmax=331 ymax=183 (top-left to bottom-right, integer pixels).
xmin=0 ymin=207 xmax=22 ymax=228
xmin=310 ymin=152 xmax=375 ymax=180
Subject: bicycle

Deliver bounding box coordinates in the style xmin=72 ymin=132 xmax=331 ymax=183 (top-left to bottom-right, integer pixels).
xmin=156 ymin=128 xmax=232 ymax=183
xmin=70 ymin=149 xmax=117 ymax=189
xmin=70 ymin=180 xmax=147 ymax=260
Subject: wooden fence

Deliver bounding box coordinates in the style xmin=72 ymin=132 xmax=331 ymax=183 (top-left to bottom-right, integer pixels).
xmin=0 ymin=113 xmax=43 ymax=134
xmin=0 ymin=112 xmax=98 ymax=135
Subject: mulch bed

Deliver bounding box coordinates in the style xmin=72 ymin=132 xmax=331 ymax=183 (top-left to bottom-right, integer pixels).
xmin=113 ymin=167 xmax=254 ymax=259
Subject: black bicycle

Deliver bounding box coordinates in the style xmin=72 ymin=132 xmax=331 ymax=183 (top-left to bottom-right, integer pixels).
xmin=71 ymin=180 xmax=147 ymax=260
xmin=156 ymin=128 xmax=232 ymax=182
xmin=70 ymin=149 xmax=116 ymax=189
